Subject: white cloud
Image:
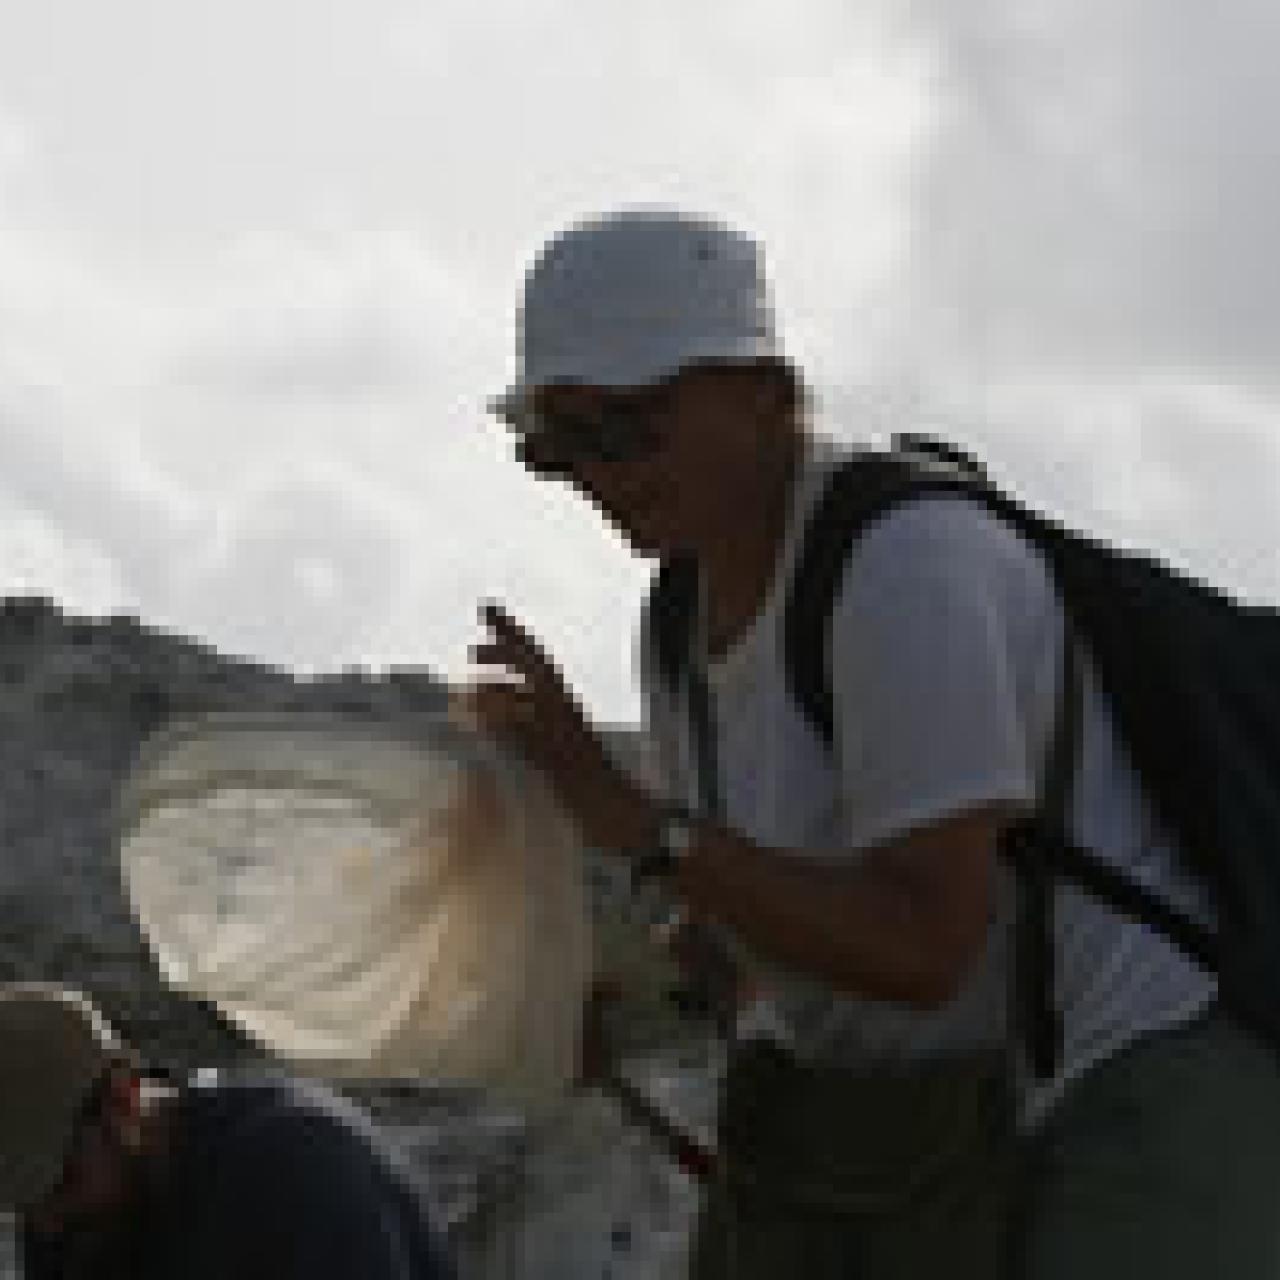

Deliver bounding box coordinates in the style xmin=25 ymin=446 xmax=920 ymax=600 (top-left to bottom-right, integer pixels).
xmin=385 ymin=0 xmax=935 ymax=383
xmin=0 ymin=375 xmax=201 ymax=607
xmin=164 ymin=226 xmax=486 ymax=404
xmin=0 ymin=103 xmax=29 ymax=180
xmin=164 ymin=461 xmax=410 ymax=671
xmin=0 ymin=503 xmax=127 ymax=617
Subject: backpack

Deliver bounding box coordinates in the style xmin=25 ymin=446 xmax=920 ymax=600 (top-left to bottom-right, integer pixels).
xmin=645 ymin=433 xmax=1280 ymax=1075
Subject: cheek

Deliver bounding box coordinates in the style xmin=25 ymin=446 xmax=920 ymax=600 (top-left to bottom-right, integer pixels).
xmin=658 ymin=437 xmax=717 ymax=529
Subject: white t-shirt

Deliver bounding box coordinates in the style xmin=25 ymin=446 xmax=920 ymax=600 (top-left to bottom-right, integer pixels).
xmin=637 ymin=429 xmax=1217 ymax=1129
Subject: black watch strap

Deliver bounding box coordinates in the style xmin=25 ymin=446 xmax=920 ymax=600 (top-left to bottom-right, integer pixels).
xmin=630 ymin=803 xmax=696 ymax=890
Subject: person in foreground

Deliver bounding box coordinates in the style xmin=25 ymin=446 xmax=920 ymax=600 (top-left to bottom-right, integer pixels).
xmin=460 ymin=206 xmax=1280 ymax=1277
xmin=0 ymin=982 xmax=456 ymax=1280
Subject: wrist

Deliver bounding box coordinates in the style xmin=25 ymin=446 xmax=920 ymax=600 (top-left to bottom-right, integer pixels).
xmin=569 ymin=761 xmax=657 ymax=852
xmin=614 ymin=780 xmax=666 ymax=852
xmin=630 ymin=802 xmax=704 ymax=891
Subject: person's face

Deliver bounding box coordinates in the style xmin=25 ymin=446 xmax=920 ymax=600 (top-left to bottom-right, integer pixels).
xmin=516 ymin=361 xmax=787 ymax=556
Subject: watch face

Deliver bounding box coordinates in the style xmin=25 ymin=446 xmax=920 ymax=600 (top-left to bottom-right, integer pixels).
xmin=666 ymin=814 xmax=694 ymax=857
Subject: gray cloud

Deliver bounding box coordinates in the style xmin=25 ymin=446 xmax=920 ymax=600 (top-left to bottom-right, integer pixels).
xmin=164 ymin=230 xmax=485 ymax=405
xmin=0 ymin=380 xmax=200 ymax=609
xmin=168 ymin=470 xmax=407 ymax=670
xmin=902 ymin=0 xmax=1280 ymax=387
xmin=1129 ymin=379 xmax=1280 ymax=601
xmin=806 ymin=0 xmax=1280 ymax=624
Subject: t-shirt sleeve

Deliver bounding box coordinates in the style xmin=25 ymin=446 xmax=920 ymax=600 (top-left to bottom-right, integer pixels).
xmin=828 ymin=496 xmax=1061 ymax=853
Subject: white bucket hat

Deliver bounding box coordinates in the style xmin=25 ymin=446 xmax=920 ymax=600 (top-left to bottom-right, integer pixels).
xmin=492 ymin=208 xmax=786 ymax=428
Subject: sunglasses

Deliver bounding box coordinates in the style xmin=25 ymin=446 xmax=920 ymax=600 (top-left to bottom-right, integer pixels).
xmin=511 ymin=383 xmax=675 ymax=474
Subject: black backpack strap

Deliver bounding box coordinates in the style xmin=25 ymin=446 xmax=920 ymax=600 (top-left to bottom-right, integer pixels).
xmin=1039 ymin=842 xmax=1220 ymax=973
xmin=893 ymin=433 xmax=992 ymax=483
xmin=680 ymin=643 xmax=741 ymax=1033
xmin=647 ymin=552 xmax=699 ymax=698
xmin=782 ymin=450 xmax=987 ymax=748
xmin=1005 ymin=627 xmax=1083 ymax=1078
xmin=643 ymin=551 xmax=737 ymax=1028
xmin=644 ymin=551 xmax=726 ymax=812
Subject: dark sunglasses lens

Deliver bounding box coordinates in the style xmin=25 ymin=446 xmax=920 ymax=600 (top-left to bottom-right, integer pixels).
xmin=515 ymin=432 xmax=572 ymax=476
xmin=596 ymin=413 xmax=659 ymax=463
xmin=517 ymin=421 xmax=647 ymax=471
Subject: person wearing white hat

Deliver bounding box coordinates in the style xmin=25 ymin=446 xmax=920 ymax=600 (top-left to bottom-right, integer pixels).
xmin=0 ymin=982 xmax=455 ymax=1279
xmin=467 ymin=206 xmax=1279 ymax=1279
xmin=488 ymin=208 xmax=807 ymax=563
xmin=469 ymin=207 xmax=1020 ymax=1275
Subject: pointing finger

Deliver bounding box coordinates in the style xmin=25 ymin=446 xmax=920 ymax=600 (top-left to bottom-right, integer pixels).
xmin=479 ymin=602 xmax=559 ymax=685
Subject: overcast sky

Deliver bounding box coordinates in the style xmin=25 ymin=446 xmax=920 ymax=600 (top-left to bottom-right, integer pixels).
xmin=0 ymin=1 xmax=1276 ymax=725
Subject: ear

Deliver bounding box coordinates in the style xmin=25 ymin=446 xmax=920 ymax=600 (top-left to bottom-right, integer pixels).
xmin=745 ymin=362 xmax=792 ymax=421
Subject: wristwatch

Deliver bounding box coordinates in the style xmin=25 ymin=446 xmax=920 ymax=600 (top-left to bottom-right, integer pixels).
xmin=631 ymin=803 xmax=699 ymax=889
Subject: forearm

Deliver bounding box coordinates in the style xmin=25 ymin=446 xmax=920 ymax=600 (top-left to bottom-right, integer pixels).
xmin=680 ymin=820 xmax=965 ymax=1007
xmin=601 ymin=785 xmax=972 ymax=1008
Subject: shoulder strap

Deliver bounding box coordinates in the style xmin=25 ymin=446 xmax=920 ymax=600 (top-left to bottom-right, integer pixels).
xmin=647 ymin=552 xmax=699 ymax=699
xmin=644 ymin=552 xmax=737 ymax=1029
xmin=645 ymin=551 xmax=722 ymax=814
xmin=1009 ymin=628 xmax=1082 ymax=1078
xmin=782 ymin=447 xmax=989 ymax=748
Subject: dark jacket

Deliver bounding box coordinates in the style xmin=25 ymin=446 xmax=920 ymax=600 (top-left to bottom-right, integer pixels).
xmin=22 ymin=1071 xmax=455 ymax=1280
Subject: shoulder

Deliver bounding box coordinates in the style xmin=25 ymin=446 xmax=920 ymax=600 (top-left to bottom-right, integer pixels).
xmin=185 ymin=1073 xmax=405 ymax=1189
xmin=857 ymin=491 xmax=1042 ymax=565
xmin=832 ymin=491 xmax=1060 ymax=613
xmin=180 ymin=1075 xmax=452 ymax=1275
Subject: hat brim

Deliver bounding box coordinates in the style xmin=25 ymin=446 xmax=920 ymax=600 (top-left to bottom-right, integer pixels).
xmin=490 ymin=334 xmax=785 ymax=429
xmin=488 ymin=390 xmax=532 ymax=429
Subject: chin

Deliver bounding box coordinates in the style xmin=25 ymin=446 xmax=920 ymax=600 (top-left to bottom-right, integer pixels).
xmin=605 ymin=516 xmax=661 ymax=556
xmin=594 ymin=502 xmax=675 ymax=556
xmin=630 ymin=510 xmax=692 ymax=557
xmin=622 ymin=530 xmax=669 ymax=558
